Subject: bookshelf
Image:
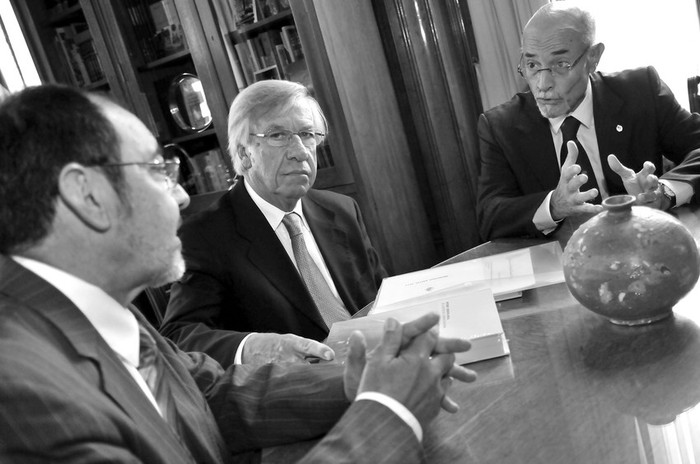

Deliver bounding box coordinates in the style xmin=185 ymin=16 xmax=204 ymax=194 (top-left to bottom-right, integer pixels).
xmin=16 ymin=0 xmax=232 ymax=196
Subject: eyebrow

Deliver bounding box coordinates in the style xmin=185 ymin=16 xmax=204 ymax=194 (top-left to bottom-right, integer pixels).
xmin=523 ymin=48 xmax=572 ymax=59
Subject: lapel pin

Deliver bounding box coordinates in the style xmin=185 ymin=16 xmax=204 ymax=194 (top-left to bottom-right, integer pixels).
xmin=616 ymin=125 xmax=623 ymax=132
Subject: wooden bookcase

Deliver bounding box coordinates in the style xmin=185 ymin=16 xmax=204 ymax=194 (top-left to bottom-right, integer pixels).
xmin=15 ymin=0 xmax=233 ymax=195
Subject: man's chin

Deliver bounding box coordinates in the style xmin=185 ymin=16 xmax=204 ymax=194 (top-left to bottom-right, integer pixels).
xmin=150 ymin=254 xmax=186 ymax=288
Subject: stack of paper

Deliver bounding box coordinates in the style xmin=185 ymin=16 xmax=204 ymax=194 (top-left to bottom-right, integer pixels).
xmin=371 ymin=241 xmax=564 ymax=312
xmin=326 ymin=287 xmax=509 ymax=365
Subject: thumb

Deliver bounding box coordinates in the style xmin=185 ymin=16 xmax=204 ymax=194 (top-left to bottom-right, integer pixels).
xmin=607 ymin=154 xmax=634 ymax=179
xmin=561 ymin=140 xmax=579 ymax=169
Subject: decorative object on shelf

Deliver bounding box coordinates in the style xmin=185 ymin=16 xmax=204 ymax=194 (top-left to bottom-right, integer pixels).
xmin=168 ymin=73 xmax=213 ymax=133
xmin=563 ymin=194 xmax=700 ymax=326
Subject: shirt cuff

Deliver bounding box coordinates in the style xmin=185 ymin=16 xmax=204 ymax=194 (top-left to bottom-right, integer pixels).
xmin=533 ymin=190 xmax=560 ymax=235
xmin=355 ymin=391 xmax=423 ymax=442
xmin=660 ymin=179 xmax=693 ymax=207
xmin=234 ymin=333 xmax=256 ymax=365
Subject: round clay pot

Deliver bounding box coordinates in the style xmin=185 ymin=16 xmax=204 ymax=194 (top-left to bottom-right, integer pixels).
xmin=563 ymin=195 xmax=700 ymax=325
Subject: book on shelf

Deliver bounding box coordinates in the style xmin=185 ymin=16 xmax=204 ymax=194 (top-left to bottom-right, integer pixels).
xmin=325 ymin=286 xmax=510 ymax=366
xmin=234 ymin=42 xmax=256 ymax=86
xmin=245 ymin=39 xmax=263 ymax=71
xmin=231 ymin=0 xmax=256 ymax=28
xmin=370 ymin=241 xmax=565 ymax=313
xmin=54 ymin=26 xmax=90 ymax=86
xmin=280 ymin=25 xmax=303 ymax=62
xmin=125 ymin=0 xmax=159 ymax=61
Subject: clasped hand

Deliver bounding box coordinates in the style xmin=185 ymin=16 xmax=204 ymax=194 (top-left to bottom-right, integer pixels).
xmin=342 ymin=313 xmax=477 ymax=427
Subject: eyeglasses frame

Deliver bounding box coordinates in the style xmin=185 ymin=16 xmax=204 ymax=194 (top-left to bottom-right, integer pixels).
xmin=517 ymin=46 xmax=590 ymax=79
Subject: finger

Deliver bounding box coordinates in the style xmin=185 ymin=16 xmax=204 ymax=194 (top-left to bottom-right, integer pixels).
xmin=561 ymin=141 xmax=579 ymax=169
xmin=440 ymin=377 xmax=459 ymax=413
xmin=430 ymin=353 xmax=457 ymax=378
xmin=640 ymin=161 xmax=656 ymax=177
xmin=346 ymin=331 xmax=367 ymax=371
xmin=402 ymin=325 xmax=440 ymax=358
xmin=399 ymin=312 xmax=440 ymax=347
xmin=447 ymin=364 xmax=478 ymax=383
xmin=433 ymin=337 xmax=471 ymax=355
xmin=294 ymin=338 xmax=335 ymax=361
xmin=377 ymin=318 xmax=404 ymax=359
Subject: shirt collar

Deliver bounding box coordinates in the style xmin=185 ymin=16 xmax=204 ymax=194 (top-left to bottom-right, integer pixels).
xmin=10 ymin=256 xmax=140 ymax=368
xmin=549 ymin=77 xmax=594 ymax=133
xmin=244 ymin=179 xmax=306 ymax=230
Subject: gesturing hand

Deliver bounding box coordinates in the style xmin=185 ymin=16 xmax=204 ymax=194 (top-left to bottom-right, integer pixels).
xmin=607 ymin=154 xmax=665 ymax=208
xmin=343 ymin=314 xmax=476 ymax=428
xmin=550 ymin=141 xmax=603 ymax=221
xmin=242 ymin=333 xmax=335 ymax=364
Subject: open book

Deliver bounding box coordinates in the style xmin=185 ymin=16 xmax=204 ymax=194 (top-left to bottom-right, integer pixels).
xmin=326 ymin=287 xmax=509 ymax=365
xmin=370 ymin=241 xmax=564 ymax=313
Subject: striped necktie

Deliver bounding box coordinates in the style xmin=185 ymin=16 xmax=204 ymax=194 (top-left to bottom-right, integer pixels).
xmin=282 ymin=212 xmax=350 ymax=329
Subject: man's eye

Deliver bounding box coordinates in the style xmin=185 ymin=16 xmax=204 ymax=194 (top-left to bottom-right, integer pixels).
xmin=298 ymin=130 xmax=315 ymax=139
xmin=555 ymin=61 xmax=572 ymax=69
xmin=267 ymin=131 xmax=289 ymax=141
xmin=525 ymin=61 xmax=538 ymax=70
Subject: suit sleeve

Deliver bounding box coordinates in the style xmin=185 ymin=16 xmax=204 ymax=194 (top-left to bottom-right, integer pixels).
xmin=647 ymin=66 xmax=700 ymax=196
xmin=160 ymin=224 xmax=246 ymax=368
xmin=178 ymin=347 xmax=423 ymax=461
xmin=476 ymin=113 xmax=551 ymax=240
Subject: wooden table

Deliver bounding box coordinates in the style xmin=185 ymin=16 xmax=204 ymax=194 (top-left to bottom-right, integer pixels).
xmin=265 ymin=205 xmax=700 ymax=464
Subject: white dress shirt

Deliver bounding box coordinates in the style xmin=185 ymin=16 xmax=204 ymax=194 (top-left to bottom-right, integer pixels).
xmin=11 ymin=256 xmax=163 ymax=416
xmin=533 ymin=78 xmax=691 ymax=234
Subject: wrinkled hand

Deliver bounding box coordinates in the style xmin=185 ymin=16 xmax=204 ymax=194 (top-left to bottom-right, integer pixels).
xmin=242 ymin=333 xmax=335 ymax=364
xmin=607 ymin=154 xmax=666 ymax=208
xmin=343 ymin=313 xmax=476 ymax=427
xmin=550 ymin=141 xmax=603 ymax=221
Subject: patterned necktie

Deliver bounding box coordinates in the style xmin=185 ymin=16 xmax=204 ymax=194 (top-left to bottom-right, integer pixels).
xmin=561 ymin=116 xmax=600 ymax=203
xmin=282 ymin=212 xmax=350 ymax=329
xmin=138 ymin=324 xmax=179 ymax=428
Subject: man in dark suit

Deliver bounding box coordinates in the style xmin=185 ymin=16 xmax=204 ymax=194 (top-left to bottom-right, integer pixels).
xmin=477 ymin=1 xmax=700 ymax=241
xmin=0 ymin=84 xmax=475 ymax=462
xmin=161 ymin=80 xmax=387 ymax=367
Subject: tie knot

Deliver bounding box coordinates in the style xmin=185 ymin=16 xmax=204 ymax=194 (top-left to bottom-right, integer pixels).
xmin=282 ymin=213 xmax=303 ymax=237
xmin=561 ymin=116 xmax=581 ymax=142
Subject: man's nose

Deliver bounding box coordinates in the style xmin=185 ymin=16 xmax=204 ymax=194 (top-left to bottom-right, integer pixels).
xmin=172 ymin=183 xmax=191 ymax=210
xmin=535 ymin=70 xmax=554 ymax=92
xmin=286 ymin=136 xmax=310 ymax=161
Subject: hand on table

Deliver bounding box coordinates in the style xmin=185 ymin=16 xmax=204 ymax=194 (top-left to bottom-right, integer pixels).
xmin=550 ymin=141 xmax=604 ymax=221
xmin=343 ymin=313 xmax=477 ymax=427
xmin=607 ymin=154 xmax=670 ymax=209
xmin=241 ymin=333 xmax=335 ymax=364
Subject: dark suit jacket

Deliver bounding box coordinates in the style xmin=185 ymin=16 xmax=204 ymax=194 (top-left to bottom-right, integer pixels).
xmin=0 ymin=256 xmax=422 ymax=463
xmin=161 ymin=180 xmax=387 ymax=367
xmin=477 ymin=66 xmax=700 ymax=240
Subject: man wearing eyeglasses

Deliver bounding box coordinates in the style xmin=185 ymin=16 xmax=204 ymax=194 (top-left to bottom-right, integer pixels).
xmin=477 ymin=1 xmax=700 ymax=241
xmin=161 ymin=79 xmax=387 ymax=367
xmin=0 ymin=84 xmax=476 ymax=462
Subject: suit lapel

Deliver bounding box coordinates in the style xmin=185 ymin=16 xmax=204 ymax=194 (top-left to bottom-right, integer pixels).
xmin=0 ymin=256 xmax=188 ymax=455
xmin=591 ymin=72 xmax=630 ymax=194
xmin=517 ymin=93 xmax=562 ymax=190
xmin=230 ymin=183 xmax=327 ymax=331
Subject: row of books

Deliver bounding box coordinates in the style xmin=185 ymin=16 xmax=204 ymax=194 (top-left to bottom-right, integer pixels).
xmin=213 ymin=0 xmax=291 ymax=31
xmin=233 ymin=26 xmax=303 ymax=87
xmin=54 ymin=24 xmax=105 ymax=87
xmin=124 ymin=0 xmax=187 ymax=63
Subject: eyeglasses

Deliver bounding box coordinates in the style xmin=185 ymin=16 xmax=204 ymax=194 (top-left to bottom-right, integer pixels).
xmin=517 ymin=47 xmax=589 ymax=79
xmin=93 ymin=159 xmax=180 ymax=189
xmin=250 ymin=129 xmax=325 ymax=147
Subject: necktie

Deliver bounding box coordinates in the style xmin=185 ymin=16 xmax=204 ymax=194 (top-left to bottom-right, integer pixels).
xmin=282 ymin=212 xmax=350 ymax=329
xmin=138 ymin=324 xmax=180 ymax=430
xmin=561 ymin=116 xmax=600 ymax=203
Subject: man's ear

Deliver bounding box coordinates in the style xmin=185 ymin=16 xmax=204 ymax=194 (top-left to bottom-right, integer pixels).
xmin=57 ymin=162 xmax=113 ymax=232
xmin=239 ymin=147 xmax=252 ymax=169
xmin=588 ymin=42 xmax=605 ymax=71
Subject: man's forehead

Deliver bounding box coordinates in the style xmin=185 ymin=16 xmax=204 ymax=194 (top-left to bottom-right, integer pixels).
xmin=522 ymin=26 xmax=583 ymax=57
xmin=101 ymin=102 xmax=158 ymax=161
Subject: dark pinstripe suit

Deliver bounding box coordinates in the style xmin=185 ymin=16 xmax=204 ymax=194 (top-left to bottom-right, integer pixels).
xmin=0 ymin=256 xmax=423 ymax=463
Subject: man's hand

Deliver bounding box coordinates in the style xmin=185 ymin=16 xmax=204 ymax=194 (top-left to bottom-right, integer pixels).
xmin=607 ymin=154 xmax=670 ymax=209
xmin=343 ymin=314 xmax=476 ymax=428
xmin=242 ymin=333 xmax=335 ymax=364
xmin=550 ymin=141 xmax=603 ymax=221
